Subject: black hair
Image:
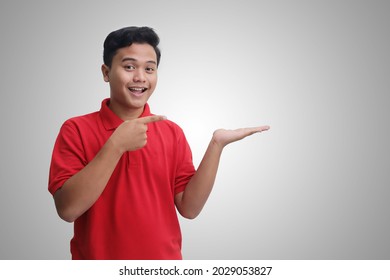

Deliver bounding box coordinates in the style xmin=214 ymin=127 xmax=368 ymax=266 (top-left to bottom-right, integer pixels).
xmin=103 ymin=26 xmax=161 ymax=67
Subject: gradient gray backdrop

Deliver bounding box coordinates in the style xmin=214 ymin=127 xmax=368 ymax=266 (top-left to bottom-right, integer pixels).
xmin=0 ymin=0 xmax=389 ymax=259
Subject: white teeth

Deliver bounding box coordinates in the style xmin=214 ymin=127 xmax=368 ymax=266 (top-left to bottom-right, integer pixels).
xmin=129 ymin=88 xmax=145 ymax=91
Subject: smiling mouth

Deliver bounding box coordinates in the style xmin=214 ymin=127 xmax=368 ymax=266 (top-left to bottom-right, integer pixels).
xmin=129 ymin=87 xmax=147 ymax=93
xmin=128 ymin=87 xmax=147 ymax=96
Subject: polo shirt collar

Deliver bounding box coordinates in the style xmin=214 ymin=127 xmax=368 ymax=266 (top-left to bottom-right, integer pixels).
xmin=99 ymin=98 xmax=151 ymax=130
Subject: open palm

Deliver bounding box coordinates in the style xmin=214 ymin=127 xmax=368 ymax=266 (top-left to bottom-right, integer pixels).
xmin=212 ymin=126 xmax=270 ymax=148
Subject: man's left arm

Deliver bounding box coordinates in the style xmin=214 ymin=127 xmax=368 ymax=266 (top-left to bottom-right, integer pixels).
xmin=175 ymin=126 xmax=270 ymax=219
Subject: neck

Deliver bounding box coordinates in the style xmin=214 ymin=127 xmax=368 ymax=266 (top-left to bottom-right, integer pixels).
xmin=108 ymin=100 xmax=145 ymax=121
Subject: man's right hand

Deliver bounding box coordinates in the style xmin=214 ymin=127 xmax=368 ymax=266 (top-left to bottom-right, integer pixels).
xmin=110 ymin=115 xmax=167 ymax=154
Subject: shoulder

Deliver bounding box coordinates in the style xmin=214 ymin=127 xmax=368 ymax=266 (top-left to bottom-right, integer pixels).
xmin=61 ymin=111 xmax=100 ymax=132
xmin=161 ymin=119 xmax=183 ymax=130
xmin=154 ymin=118 xmax=186 ymax=136
xmin=152 ymin=118 xmax=192 ymax=149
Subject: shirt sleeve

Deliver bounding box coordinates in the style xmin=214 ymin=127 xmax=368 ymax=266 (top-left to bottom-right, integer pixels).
xmin=48 ymin=121 xmax=87 ymax=195
xmin=174 ymin=129 xmax=196 ymax=195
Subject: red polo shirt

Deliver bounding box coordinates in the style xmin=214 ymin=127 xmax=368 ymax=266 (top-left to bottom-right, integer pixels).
xmin=49 ymin=99 xmax=195 ymax=259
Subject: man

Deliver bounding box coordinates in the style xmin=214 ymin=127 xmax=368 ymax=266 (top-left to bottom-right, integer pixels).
xmin=49 ymin=26 xmax=269 ymax=259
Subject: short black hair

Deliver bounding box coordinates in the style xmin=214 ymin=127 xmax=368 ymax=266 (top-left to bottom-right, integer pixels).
xmin=103 ymin=26 xmax=161 ymax=67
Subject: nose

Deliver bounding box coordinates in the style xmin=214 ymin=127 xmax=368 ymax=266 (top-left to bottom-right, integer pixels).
xmin=133 ymin=69 xmax=146 ymax=83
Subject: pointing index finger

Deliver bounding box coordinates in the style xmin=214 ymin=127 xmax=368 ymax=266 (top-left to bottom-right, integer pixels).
xmin=139 ymin=115 xmax=167 ymax=124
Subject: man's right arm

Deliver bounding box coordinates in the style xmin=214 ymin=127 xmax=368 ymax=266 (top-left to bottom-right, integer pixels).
xmin=53 ymin=115 xmax=166 ymax=223
xmin=54 ymin=137 xmax=122 ymax=222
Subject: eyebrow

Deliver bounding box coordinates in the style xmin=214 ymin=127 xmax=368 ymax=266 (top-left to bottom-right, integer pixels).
xmin=121 ymin=57 xmax=157 ymax=65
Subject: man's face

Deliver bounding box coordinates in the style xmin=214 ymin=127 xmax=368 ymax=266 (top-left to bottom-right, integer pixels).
xmin=102 ymin=43 xmax=158 ymax=118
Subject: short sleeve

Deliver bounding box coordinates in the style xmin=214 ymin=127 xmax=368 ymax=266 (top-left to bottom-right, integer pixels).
xmin=174 ymin=131 xmax=196 ymax=194
xmin=48 ymin=121 xmax=87 ymax=195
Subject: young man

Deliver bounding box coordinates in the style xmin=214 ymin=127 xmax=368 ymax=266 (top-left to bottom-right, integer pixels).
xmin=49 ymin=26 xmax=269 ymax=260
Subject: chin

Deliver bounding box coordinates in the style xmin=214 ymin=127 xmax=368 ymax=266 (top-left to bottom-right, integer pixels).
xmin=128 ymin=98 xmax=150 ymax=109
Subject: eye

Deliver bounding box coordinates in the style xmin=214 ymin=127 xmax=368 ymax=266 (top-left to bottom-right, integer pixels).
xmin=146 ymin=67 xmax=155 ymax=73
xmin=124 ymin=65 xmax=135 ymax=71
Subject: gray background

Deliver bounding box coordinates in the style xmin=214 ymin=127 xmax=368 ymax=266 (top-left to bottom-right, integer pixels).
xmin=0 ymin=0 xmax=389 ymax=259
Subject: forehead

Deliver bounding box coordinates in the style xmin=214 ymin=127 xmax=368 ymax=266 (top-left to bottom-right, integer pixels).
xmin=113 ymin=43 xmax=157 ymax=64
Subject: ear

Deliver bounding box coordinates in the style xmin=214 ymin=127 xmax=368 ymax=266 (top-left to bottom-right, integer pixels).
xmin=101 ymin=64 xmax=110 ymax=82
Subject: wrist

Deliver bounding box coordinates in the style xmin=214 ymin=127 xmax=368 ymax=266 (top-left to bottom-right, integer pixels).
xmin=211 ymin=132 xmax=226 ymax=150
xmin=106 ymin=135 xmax=126 ymax=157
